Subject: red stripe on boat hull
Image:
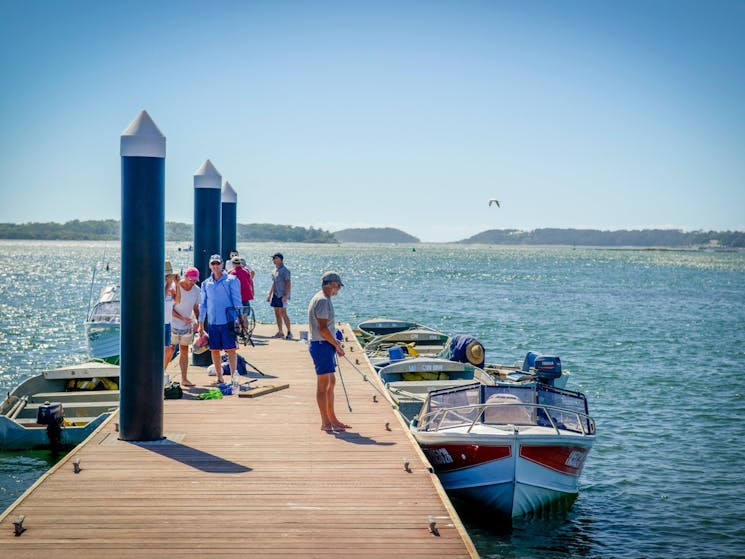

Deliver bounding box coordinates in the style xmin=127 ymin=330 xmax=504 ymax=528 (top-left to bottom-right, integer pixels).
xmin=421 ymin=443 xmax=512 ymax=473
xmin=519 ymin=445 xmax=589 ymax=476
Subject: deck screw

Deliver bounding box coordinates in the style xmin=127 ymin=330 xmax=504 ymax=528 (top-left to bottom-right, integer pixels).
xmin=385 ymin=422 xmax=391 ymax=431
xmin=13 ymin=515 xmax=26 ymax=537
xmin=355 ymin=358 xmax=360 ymax=365
xmin=372 ymin=394 xmax=378 ymax=403
xmin=73 ymin=458 xmax=81 ymax=474
xmin=115 ymin=422 xmax=119 ymax=432
xmin=404 ymin=458 xmax=412 ymax=473
xmin=350 ymin=346 xmax=354 ymax=352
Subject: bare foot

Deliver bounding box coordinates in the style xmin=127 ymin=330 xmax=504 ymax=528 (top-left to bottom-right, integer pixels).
xmin=320 ymin=424 xmax=337 ymax=433
xmin=332 ymin=422 xmax=351 ymax=430
xmin=181 ymin=379 xmax=195 ymax=387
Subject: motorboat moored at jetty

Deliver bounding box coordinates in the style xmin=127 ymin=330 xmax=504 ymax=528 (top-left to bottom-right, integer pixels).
xmin=356 ymin=317 xmax=422 ymax=340
xmin=411 ymin=380 xmax=596 ymax=518
xmin=358 ymin=318 xmax=593 ymax=518
xmin=378 ymin=357 xmax=496 ymax=420
xmin=0 ymin=362 xmax=119 ymax=450
xmin=364 ymin=327 xmax=450 ymax=367
xmin=84 ymin=284 xmax=120 ymax=364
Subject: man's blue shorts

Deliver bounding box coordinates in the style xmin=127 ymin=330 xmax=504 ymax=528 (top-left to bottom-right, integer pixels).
xmin=309 ymin=341 xmax=336 ymax=375
xmin=270 ymin=294 xmax=285 ymax=308
xmin=164 ymin=324 xmax=172 ymax=347
xmin=207 ymin=323 xmax=237 ymax=351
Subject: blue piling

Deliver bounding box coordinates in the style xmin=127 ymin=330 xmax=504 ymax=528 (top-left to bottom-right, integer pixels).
xmin=119 ymin=110 xmax=165 ymax=441
xmin=193 ymin=160 xmax=222 ymax=280
xmin=221 ymin=180 xmax=237 ymax=262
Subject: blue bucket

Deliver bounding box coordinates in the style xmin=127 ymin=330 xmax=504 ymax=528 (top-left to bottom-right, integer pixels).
xmin=388 ymin=346 xmax=404 ymax=361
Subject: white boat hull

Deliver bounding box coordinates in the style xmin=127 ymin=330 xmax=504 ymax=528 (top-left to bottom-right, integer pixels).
xmin=416 ymin=432 xmax=594 ymax=518
xmin=84 ymin=321 xmax=120 ymax=363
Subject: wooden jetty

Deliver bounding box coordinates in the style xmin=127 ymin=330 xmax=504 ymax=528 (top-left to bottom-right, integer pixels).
xmin=0 ymin=323 xmax=477 ymax=558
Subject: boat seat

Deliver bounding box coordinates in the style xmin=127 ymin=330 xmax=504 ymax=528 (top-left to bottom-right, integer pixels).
xmin=31 ymin=391 xmax=120 ymax=404
xmin=19 ymin=402 xmax=118 ymax=419
xmin=15 ymin=416 xmax=103 ymax=427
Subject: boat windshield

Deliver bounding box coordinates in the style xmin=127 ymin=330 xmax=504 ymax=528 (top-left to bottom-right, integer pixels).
xmin=89 ymin=301 xmax=120 ymax=322
xmin=420 ymin=383 xmax=594 ymax=435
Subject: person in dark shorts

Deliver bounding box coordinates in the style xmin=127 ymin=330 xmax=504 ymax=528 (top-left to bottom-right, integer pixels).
xmin=266 ymin=252 xmax=292 ymax=339
xmin=308 ymin=271 xmax=349 ymax=433
xmin=198 ymin=254 xmax=242 ymax=384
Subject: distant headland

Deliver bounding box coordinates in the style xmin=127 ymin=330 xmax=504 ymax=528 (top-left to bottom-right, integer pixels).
xmin=0 ymin=220 xmax=336 ymax=243
xmin=333 ymin=227 xmax=420 ymax=243
xmin=0 ymin=221 xmax=742 ymax=247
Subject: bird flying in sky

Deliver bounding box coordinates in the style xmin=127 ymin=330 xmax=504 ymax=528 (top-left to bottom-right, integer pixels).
xmin=489 ymin=199 xmax=501 ymax=207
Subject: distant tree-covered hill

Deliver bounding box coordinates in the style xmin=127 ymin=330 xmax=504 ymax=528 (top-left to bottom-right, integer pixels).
xmin=334 ymin=227 xmax=420 ymax=243
xmin=460 ymin=228 xmax=745 ymax=248
xmin=0 ymin=220 xmax=337 ymax=243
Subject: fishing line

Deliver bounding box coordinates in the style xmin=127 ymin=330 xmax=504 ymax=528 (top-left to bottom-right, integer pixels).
xmin=335 ymin=358 xmax=352 ymax=412
xmin=340 ymin=355 xmax=390 ymax=402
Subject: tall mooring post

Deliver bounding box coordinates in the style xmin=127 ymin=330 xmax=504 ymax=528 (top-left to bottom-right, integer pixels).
xmin=221 ymin=180 xmax=237 ymax=263
xmin=193 ymin=160 xmax=222 ymax=281
xmin=119 ymin=110 xmax=165 ymax=441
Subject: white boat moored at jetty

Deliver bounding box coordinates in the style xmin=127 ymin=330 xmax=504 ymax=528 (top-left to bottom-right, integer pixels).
xmin=364 ymin=327 xmax=450 ymax=367
xmin=412 ymin=381 xmax=596 ymax=518
xmin=356 ymin=317 xmax=422 ymax=340
xmin=0 ymin=362 xmax=119 ymax=450
xmin=84 ymin=284 xmax=120 ymax=364
xmin=378 ymin=357 xmax=496 ymax=420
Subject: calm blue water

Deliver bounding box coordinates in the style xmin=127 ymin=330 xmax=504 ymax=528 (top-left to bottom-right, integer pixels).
xmin=2 ymin=240 xmax=744 ymax=558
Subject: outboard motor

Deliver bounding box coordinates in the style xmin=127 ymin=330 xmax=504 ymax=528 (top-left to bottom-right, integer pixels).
xmin=36 ymin=401 xmax=64 ymax=450
xmin=533 ymin=355 xmax=562 ymax=386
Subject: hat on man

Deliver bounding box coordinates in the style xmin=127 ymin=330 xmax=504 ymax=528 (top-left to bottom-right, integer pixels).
xmin=209 ymin=254 xmax=222 ymax=264
xmin=231 ymin=256 xmax=242 ymax=265
xmin=184 ymin=267 xmax=199 ymax=281
xmin=321 ymin=271 xmax=344 ymax=287
xmin=164 ymin=261 xmax=174 ymax=275
xmin=272 ymin=253 xmax=283 ymax=260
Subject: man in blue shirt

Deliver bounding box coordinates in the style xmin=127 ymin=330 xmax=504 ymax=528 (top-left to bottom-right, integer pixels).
xmin=198 ymin=254 xmax=242 ymax=384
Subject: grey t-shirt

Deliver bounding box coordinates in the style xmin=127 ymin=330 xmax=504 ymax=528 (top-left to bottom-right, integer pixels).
xmin=272 ymin=264 xmax=291 ymax=298
xmin=308 ymin=290 xmax=335 ymax=341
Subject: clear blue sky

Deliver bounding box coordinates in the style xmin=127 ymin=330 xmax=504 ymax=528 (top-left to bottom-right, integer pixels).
xmin=1 ymin=0 xmax=743 ymax=242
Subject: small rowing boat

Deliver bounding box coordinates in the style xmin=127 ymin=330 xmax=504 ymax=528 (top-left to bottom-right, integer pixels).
xmin=0 ymin=362 xmax=119 ymax=450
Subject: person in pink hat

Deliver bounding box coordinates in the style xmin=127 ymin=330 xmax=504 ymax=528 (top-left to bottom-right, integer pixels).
xmin=171 ymin=266 xmax=201 ymax=387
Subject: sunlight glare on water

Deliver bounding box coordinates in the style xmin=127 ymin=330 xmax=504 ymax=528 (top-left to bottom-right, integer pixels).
xmin=1 ymin=240 xmax=744 ymax=558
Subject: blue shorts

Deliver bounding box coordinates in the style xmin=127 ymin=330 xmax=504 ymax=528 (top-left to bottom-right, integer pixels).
xmin=207 ymin=323 xmax=237 ymax=351
xmin=164 ymin=324 xmax=172 ymax=346
xmin=270 ymin=294 xmax=285 ymax=308
xmin=309 ymin=341 xmax=336 ymax=375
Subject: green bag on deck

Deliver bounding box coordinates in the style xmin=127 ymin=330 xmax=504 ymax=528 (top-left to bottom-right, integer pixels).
xmin=164 ymin=381 xmax=183 ymax=399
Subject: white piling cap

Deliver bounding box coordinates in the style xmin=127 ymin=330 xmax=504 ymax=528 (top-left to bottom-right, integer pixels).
xmin=120 ymin=110 xmax=165 ymax=158
xmin=194 ymin=159 xmax=222 ymax=189
xmin=222 ymin=181 xmax=237 ymax=203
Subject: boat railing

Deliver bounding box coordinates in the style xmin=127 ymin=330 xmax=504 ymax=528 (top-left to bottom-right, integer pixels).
xmin=418 ymin=402 xmax=596 ymax=436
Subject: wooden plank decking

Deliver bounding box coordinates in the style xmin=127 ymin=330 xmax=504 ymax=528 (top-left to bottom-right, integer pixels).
xmin=0 ymin=323 xmax=477 ymax=558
